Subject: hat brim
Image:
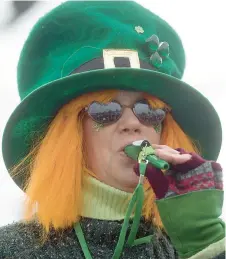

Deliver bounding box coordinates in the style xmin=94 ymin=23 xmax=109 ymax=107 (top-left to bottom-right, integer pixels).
xmin=2 ymin=68 xmax=222 ymax=189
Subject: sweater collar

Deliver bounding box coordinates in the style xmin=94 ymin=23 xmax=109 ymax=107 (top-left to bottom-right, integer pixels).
xmin=81 ymin=176 xmax=133 ymax=220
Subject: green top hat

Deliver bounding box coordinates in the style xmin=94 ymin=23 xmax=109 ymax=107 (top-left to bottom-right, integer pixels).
xmin=2 ymin=1 xmax=222 ymax=189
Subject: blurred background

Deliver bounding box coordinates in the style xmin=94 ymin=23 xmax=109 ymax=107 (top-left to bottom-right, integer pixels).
xmin=0 ymin=0 xmax=225 ymax=227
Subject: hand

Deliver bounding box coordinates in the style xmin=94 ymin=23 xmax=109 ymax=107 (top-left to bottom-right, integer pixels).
xmin=151 ymin=144 xmax=192 ymax=165
xmin=133 ymin=145 xmax=223 ymax=199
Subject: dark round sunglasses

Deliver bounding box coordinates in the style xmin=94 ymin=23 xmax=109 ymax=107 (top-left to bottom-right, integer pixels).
xmin=84 ymin=100 xmax=170 ymax=126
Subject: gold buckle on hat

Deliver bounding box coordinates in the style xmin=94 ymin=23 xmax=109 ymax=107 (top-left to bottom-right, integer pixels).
xmin=103 ymin=49 xmax=140 ymax=69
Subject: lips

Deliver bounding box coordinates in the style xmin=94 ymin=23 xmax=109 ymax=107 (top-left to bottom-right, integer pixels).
xmin=118 ymin=139 xmax=146 ymax=152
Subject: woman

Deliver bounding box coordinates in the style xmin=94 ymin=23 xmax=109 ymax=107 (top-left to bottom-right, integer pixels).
xmin=0 ymin=1 xmax=225 ymax=258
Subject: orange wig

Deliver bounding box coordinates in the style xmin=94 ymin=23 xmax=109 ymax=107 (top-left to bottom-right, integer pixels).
xmin=11 ymin=90 xmax=199 ymax=233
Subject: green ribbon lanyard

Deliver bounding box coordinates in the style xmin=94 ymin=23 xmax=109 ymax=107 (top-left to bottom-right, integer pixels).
xmin=74 ymin=146 xmax=153 ymax=259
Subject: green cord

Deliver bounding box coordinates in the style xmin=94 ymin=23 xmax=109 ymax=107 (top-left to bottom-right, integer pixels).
xmin=74 ymin=161 xmax=149 ymax=259
xmin=126 ymin=162 xmax=146 ymax=246
xmin=113 ymin=162 xmax=147 ymax=257
xmin=126 ymin=184 xmax=144 ymax=246
xmin=112 ymin=186 xmax=138 ymax=258
xmin=74 ymin=222 xmax=92 ymax=259
xmin=131 ymin=235 xmax=153 ymax=247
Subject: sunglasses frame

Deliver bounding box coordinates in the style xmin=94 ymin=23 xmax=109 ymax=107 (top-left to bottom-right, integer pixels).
xmin=84 ymin=100 xmax=171 ymax=126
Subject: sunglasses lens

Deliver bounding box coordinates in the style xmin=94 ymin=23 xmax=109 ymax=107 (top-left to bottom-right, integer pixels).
xmin=88 ymin=102 xmax=122 ymax=124
xmin=134 ymin=102 xmax=166 ymax=125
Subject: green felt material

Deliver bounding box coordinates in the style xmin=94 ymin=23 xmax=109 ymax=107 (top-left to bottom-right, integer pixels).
xmin=156 ymin=190 xmax=225 ymax=258
xmin=1 ymin=1 xmax=222 ymax=189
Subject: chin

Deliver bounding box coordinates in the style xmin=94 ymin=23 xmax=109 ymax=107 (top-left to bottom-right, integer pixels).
xmin=119 ymin=169 xmax=140 ymax=191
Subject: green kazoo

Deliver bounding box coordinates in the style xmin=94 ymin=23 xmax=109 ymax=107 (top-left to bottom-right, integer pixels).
xmin=124 ymin=140 xmax=169 ymax=170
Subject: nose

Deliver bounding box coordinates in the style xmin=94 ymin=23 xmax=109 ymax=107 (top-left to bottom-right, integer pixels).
xmin=118 ymin=107 xmax=142 ymax=134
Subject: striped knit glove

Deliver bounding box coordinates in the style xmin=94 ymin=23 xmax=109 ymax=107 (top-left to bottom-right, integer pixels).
xmin=133 ymin=148 xmax=223 ymax=199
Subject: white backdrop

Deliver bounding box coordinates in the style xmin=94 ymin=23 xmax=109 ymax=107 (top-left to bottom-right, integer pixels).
xmin=0 ymin=0 xmax=225 ymax=227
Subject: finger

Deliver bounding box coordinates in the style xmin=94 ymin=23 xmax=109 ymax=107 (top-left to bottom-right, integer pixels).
xmin=154 ymin=149 xmax=192 ymax=165
xmin=170 ymin=152 xmax=206 ymax=173
xmin=152 ymin=144 xmax=180 ymax=154
xmin=170 ymin=153 xmax=192 ymax=165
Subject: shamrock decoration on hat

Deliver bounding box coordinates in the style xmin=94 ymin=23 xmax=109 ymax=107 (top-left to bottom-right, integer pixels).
xmin=146 ymin=34 xmax=170 ymax=68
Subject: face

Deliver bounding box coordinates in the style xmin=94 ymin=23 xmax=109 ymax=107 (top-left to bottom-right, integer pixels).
xmin=83 ymin=91 xmax=161 ymax=193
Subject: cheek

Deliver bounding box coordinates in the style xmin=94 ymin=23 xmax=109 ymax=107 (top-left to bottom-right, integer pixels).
xmin=83 ymin=118 xmax=113 ymax=169
xmin=145 ymin=126 xmax=161 ymax=144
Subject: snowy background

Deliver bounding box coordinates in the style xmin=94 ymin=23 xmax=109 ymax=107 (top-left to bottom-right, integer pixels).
xmin=0 ymin=0 xmax=225 ymax=227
